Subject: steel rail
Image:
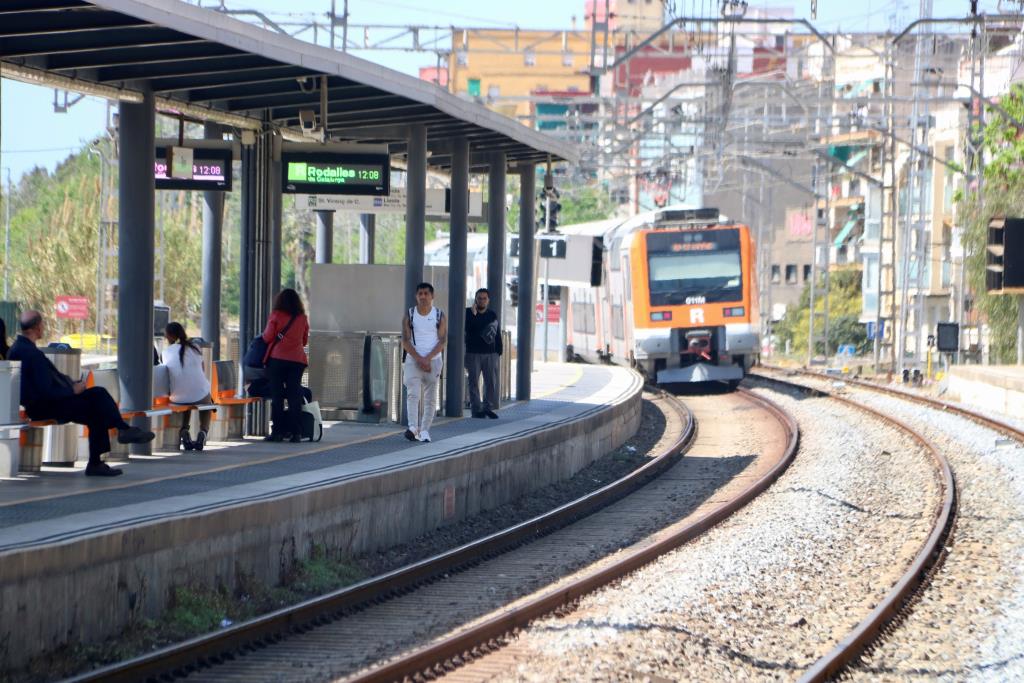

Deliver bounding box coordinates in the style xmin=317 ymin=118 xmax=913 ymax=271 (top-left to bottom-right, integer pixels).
xmin=65 ymin=388 xmax=695 ymax=683
xmin=346 ymin=387 xmax=799 ymax=683
xmin=750 ymin=371 xmax=957 ymax=683
xmin=766 ymin=364 xmax=1024 ymax=443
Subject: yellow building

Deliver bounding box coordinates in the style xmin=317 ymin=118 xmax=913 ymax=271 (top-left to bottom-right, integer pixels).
xmin=447 ymin=29 xmax=594 ymax=119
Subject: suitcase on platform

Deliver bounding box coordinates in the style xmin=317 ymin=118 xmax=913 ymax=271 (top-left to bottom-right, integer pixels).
xmin=300 ymin=399 xmax=323 ymax=442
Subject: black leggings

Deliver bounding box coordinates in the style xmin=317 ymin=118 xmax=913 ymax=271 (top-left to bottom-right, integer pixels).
xmin=267 ymin=358 xmax=306 ymax=436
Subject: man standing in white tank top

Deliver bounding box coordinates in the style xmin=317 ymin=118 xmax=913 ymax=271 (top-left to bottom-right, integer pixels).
xmin=401 ymin=282 xmax=447 ymax=442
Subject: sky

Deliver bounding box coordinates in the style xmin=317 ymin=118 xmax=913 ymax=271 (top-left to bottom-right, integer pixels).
xmin=0 ymin=0 xmax=1013 ymax=184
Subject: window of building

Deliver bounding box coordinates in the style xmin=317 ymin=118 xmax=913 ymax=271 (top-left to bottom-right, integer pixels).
xmin=785 ymin=265 xmax=798 ymax=284
xmin=771 ymin=265 xmax=781 ymax=284
xmin=524 ymin=49 xmax=536 ymax=66
xmin=467 ymin=78 xmax=481 ymax=97
xmin=456 ymin=50 xmax=469 ymax=67
xmin=803 ymin=264 xmax=812 ymax=282
xmin=487 ymin=84 xmax=500 ymax=99
xmin=562 ymin=51 xmax=573 ymax=67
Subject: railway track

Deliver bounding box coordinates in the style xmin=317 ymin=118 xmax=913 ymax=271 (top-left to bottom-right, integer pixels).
xmin=65 ymin=387 xmax=796 ymax=683
xmin=748 ymin=373 xmax=957 ymax=682
xmin=758 ymin=366 xmax=1024 ymax=681
xmin=434 ymin=376 xmax=953 ymax=682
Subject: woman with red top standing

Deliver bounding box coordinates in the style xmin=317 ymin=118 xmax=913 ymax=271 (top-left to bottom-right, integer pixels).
xmin=262 ymin=288 xmax=310 ymax=442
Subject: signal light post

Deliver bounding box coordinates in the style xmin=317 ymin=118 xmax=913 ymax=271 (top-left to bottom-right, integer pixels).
xmin=539 ymin=166 xmax=561 ymax=362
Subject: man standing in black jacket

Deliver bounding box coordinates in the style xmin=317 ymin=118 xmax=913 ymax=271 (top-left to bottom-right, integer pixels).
xmin=8 ymin=310 xmax=154 ymax=476
xmin=465 ymin=288 xmax=502 ymax=419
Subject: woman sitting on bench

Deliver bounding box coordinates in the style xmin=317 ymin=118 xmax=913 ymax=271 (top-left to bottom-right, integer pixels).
xmin=162 ymin=322 xmax=212 ymax=451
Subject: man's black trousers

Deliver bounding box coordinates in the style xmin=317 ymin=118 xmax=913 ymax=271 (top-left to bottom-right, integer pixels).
xmin=26 ymin=387 xmax=129 ymax=464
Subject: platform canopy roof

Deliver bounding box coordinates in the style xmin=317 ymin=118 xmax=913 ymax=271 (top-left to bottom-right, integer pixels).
xmin=0 ymin=0 xmax=578 ymax=168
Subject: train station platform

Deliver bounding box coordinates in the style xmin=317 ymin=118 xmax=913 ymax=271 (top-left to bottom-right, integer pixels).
xmin=947 ymin=364 xmax=1024 ymax=420
xmin=0 ymin=363 xmax=642 ymax=669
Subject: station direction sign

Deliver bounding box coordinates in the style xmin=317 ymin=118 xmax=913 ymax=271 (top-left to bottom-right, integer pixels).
xmin=55 ymin=295 xmax=89 ymax=320
xmin=295 ymin=188 xmax=483 ymax=219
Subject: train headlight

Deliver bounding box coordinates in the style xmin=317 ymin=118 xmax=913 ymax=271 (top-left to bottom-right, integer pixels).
xmin=633 ymin=327 xmax=672 ymax=359
xmin=723 ymin=306 xmax=745 ymax=317
xmin=650 ymin=311 xmax=673 ymax=322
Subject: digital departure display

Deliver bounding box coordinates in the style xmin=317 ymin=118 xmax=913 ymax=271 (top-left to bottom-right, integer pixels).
xmin=154 ymin=148 xmax=232 ymax=191
xmin=281 ymin=152 xmax=390 ymax=196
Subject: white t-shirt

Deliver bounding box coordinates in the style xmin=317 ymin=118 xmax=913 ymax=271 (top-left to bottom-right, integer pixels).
xmin=410 ymin=306 xmax=442 ymax=357
xmin=162 ymin=343 xmax=212 ymax=404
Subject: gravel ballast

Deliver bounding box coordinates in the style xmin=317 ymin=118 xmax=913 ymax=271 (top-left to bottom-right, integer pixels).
xmin=775 ymin=375 xmax=1024 ymax=682
xmin=474 ymin=383 xmax=942 ymax=682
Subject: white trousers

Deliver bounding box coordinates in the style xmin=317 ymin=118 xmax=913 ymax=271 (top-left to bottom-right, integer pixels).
xmin=404 ymin=356 xmax=442 ymax=432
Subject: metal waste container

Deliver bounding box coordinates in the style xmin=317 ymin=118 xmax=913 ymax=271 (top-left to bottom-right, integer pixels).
xmin=192 ymin=339 xmax=214 ymax=384
xmin=0 ymin=360 xmax=22 ymax=476
xmin=41 ymin=345 xmax=82 ymax=466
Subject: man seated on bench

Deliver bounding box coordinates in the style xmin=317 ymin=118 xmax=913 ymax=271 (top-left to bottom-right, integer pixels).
xmin=8 ymin=310 xmax=154 ymax=477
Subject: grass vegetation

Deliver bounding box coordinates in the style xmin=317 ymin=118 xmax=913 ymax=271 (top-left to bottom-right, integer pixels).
xmin=12 ymin=546 xmax=366 ymax=683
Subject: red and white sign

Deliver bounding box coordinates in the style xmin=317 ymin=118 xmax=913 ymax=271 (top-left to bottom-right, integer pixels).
xmin=55 ymin=295 xmax=89 ymax=320
xmin=535 ymin=302 xmax=561 ymax=323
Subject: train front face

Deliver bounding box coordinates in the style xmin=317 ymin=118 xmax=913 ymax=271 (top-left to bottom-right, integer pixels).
xmin=630 ymin=225 xmax=758 ymax=384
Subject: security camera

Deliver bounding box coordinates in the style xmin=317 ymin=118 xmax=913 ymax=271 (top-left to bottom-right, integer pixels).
xmin=298 ymin=109 xmax=318 ymax=132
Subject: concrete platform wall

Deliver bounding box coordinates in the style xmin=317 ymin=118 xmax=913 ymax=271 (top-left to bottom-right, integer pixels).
xmin=0 ymin=375 xmax=642 ymax=670
xmin=948 ymin=365 xmax=1024 ymax=419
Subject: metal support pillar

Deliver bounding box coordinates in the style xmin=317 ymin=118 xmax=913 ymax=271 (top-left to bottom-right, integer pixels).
xmin=201 ymin=122 xmax=224 ymax=359
xmin=359 ymin=213 xmax=375 ymax=264
xmin=404 ymin=125 xmax=427 ymax=310
xmin=239 ymin=143 xmax=256 ymax=372
xmin=486 ymin=152 xmax=506 ymax=324
xmin=315 ymin=210 xmax=333 ymax=264
xmin=445 ymin=137 xmax=469 ymax=417
xmin=117 ymin=89 xmax=155 ymax=454
xmin=270 ymin=135 xmax=283 ymax=296
xmin=516 ymin=165 xmax=536 ymax=401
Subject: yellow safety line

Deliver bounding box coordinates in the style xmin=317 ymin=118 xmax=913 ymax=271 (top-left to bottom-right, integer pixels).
xmin=1 ymin=365 xmax=588 ymax=508
xmin=0 ymin=427 xmax=411 ymax=508
xmin=532 ymin=364 xmax=585 ymax=399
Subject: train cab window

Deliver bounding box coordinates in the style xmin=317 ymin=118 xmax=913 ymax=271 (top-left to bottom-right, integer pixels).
xmin=785 ymin=265 xmax=798 ymax=284
xmin=645 ymin=229 xmax=742 ymax=306
xmin=771 ymin=265 xmax=781 ymax=284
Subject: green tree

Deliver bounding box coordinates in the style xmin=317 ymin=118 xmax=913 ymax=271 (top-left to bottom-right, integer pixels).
xmin=958 ymin=82 xmax=1024 ymax=363
xmin=774 ymin=268 xmax=868 ymax=357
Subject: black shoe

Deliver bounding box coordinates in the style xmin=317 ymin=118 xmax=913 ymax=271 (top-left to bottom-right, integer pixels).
xmin=484 ymin=410 xmax=499 ymax=419
xmin=118 ymin=426 xmax=156 ymax=444
xmin=289 ymin=433 xmax=302 ymax=443
xmin=264 ymin=432 xmax=284 ymax=442
xmin=404 ymin=429 xmax=417 ymax=441
xmin=194 ymin=431 xmax=207 ymax=452
xmin=179 ymin=428 xmax=194 ymax=451
xmin=472 ymin=411 xmax=487 ymax=418
xmin=85 ymin=462 xmax=123 ymax=477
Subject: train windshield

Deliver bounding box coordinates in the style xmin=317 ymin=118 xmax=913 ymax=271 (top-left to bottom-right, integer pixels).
xmin=646 ymin=229 xmax=742 ymax=306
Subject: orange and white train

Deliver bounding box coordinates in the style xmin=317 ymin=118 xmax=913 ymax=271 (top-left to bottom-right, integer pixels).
xmin=564 ymin=206 xmax=759 ymax=387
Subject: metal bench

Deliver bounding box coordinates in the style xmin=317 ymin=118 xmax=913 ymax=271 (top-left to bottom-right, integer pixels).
xmin=88 ymin=365 xmax=218 ymax=453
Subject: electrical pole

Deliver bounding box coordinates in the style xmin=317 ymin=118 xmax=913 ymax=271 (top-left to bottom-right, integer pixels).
xmin=542 ymin=162 xmax=553 ymax=362
xmin=3 ymin=167 xmax=10 ymax=301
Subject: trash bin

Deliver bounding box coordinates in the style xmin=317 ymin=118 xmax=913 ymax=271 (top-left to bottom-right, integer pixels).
xmin=192 ymin=339 xmax=214 ymax=384
xmin=0 ymin=360 xmax=22 ymax=476
xmin=41 ymin=345 xmax=82 ymax=467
